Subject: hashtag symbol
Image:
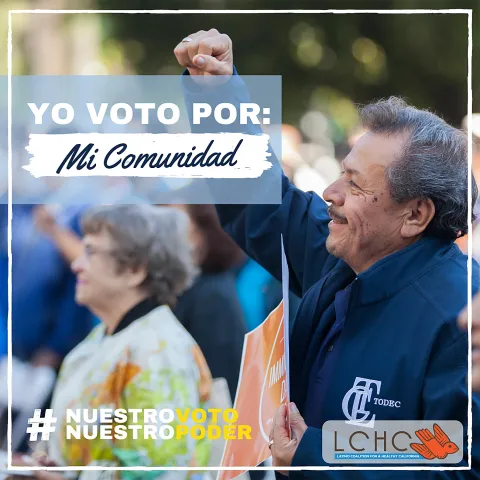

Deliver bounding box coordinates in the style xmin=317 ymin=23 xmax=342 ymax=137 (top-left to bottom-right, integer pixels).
xmin=26 ymin=409 xmax=57 ymax=441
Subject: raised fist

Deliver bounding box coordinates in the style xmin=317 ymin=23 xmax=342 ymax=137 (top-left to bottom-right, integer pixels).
xmin=174 ymin=28 xmax=233 ymax=76
xmin=33 ymin=205 xmax=58 ymax=236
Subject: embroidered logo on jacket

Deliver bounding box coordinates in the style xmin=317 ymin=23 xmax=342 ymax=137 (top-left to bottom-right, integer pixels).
xmin=342 ymin=377 xmax=382 ymax=428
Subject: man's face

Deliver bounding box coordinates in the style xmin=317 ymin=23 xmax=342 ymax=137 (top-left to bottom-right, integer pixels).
xmin=323 ymin=131 xmax=410 ymax=273
xmin=72 ymin=230 xmax=133 ymax=309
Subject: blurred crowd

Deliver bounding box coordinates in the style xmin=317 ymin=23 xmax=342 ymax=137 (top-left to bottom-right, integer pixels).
xmin=0 ymin=122 xmax=307 ymax=462
xmin=0 ymin=116 xmax=479 ymax=473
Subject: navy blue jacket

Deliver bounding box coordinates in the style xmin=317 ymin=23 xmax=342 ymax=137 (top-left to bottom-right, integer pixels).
xmin=216 ymin=176 xmax=479 ymax=479
xmin=174 ymin=271 xmax=247 ymax=401
xmin=183 ymin=69 xmax=480 ymax=479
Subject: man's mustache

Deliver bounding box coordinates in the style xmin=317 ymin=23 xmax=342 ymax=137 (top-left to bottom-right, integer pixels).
xmin=327 ymin=206 xmax=348 ymax=224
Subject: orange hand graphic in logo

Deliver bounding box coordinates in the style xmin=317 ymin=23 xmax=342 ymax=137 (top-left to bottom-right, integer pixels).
xmin=410 ymin=424 xmax=459 ymax=460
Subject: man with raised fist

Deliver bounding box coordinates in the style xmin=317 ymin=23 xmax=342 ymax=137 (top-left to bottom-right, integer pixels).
xmin=176 ymin=29 xmax=479 ymax=478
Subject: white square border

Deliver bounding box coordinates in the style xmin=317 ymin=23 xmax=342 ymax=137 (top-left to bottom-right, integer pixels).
xmin=6 ymin=8 xmax=473 ymax=473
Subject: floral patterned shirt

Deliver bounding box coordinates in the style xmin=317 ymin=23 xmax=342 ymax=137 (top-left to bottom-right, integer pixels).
xmin=48 ymin=305 xmax=212 ymax=479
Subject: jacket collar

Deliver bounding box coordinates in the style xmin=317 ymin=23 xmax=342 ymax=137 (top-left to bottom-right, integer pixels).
xmin=108 ymin=296 xmax=159 ymax=336
xmin=340 ymin=236 xmax=457 ymax=306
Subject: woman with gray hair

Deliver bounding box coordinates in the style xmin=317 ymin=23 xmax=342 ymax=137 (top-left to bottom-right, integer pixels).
xmin=26 ymin=205 xmax=212 ymax=478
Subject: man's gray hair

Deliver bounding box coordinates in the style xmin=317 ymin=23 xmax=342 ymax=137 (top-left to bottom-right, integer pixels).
xmin=81 ymin=204 xmax=197 ymax=306
xmin=359 ymin=97 xmax=477 ymax=240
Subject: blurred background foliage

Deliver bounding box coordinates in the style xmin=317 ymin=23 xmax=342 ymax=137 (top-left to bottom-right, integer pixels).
xmin=95 ymin=0 xmax=479 ymax=131
xmin=0 ymin=0 xmax=478 ymax=145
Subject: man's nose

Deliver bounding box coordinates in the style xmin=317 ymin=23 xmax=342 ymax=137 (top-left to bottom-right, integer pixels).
xmin=323 ymin=178 xmax=345 ymax=205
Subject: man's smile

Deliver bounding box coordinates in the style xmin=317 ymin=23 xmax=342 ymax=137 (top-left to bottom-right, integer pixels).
xmin=327 ymin=206 xmax=348 ymax=226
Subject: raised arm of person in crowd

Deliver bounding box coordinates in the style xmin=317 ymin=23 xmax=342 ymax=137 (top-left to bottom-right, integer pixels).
xmin=176 ymin=29 xmax=337 ymax=299
xmin=34 ymin=205 xmax=83 ymax=264
xmin=458 ymin=292 xmax=480 ymax=392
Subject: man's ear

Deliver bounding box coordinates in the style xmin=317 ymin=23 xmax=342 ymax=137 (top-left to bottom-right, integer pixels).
xmin=400 ymin=198 xmax=435 ymax=238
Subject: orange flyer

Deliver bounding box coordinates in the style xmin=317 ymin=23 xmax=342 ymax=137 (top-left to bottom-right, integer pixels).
xmin=218 ymin=237 xmax=290 ymax=480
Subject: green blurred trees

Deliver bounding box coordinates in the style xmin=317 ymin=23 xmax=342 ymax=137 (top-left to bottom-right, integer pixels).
xmin=95 ymin=0 xmax=478 ymax=136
